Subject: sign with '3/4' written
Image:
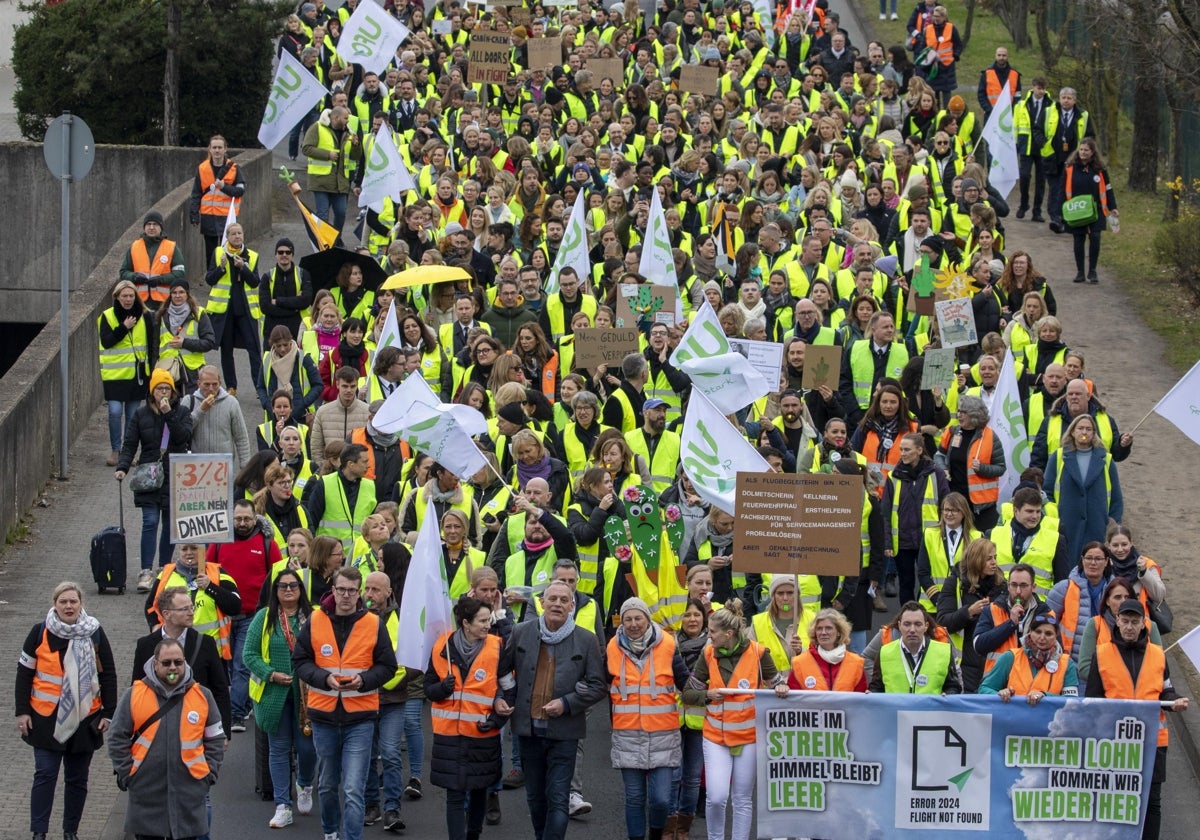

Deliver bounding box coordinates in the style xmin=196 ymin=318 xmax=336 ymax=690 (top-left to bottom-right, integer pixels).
xmin=170 ymin=453 xmax=234 ymax=544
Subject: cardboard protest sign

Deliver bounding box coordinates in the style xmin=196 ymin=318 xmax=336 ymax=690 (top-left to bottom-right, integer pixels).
xmin=935 ymin=297 xmax=979 ymax=349
xmin=616 ymin=283 xmax=678 ymax=328
xmin=468 ymin=30 xmax=512 ymax=84
xmin=572 ymin=327 xmax=641 ymax=372
xmin=801 ymin=344 xmax=841 ymax=392
xmin=526 ymin=36 xmax=562 ymax=70
xmin=920 ymin=347 xmax=957 ymax=392
xmin=678 ymin=64 xmax=719 ymax=96
xmin=170 ymin=454 xmax=234 ymax=544
xmin=586 ymin=57 xmax=624 ymax=84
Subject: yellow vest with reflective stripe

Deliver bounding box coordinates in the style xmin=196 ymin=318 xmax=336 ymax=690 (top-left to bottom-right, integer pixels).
xmin=205 ymin=248 xmax=262 ymax=319
xmin=886 ymin=470 xmax=941 ymax=554
xmin=993 ymin=522 xmax=1059 ymax=600
xmin=566 ymin=501 xmax=602 ymax=596
xmin=307 ymin=123 xmax=355 ymax=179
xmin=848 ymin=341 xmax=909 ymax=409
xmin=98 ymin=309 xmax=148 ymax=381
xmin=158 ymin=310 xmax=208 ymax=370
xmin=645 ymin=368 xmax=683 ymax=424
xmin=879 ymin=638 xmax=952 ymax=693
xmin=624 ymin=428 xmax=681 ymax=495
xmin=317 ymin=473 xmax=378 ymax=552
xmin=544 ymin=293 xmax=598 ymax=341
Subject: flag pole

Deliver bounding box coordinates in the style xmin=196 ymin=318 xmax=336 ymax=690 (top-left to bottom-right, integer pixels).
xmin=1126 ymin=406 xmax=1157 ymax=436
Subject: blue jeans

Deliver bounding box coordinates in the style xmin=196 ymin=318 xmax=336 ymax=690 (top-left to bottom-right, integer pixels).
xmin=879 ymin=0 xmax=897 ymax=13
xmin=31 ymin=748 xmax=93 ymax=833
xmin=139 ymin=506 xmax=174 ymax=571
xmin=228 ymin=615 xmax=252 ymax=720
xmin=368 ymin=702 xmax=407 ymax=812
xmin=268 ymin=693 xmax=316 ymax=808
xmin=621 ymin=766 xmax=675 ymax=838
xmin=673 ymin=727 xmax=704 ymax=816
xmin=313 ymin=191 xmax=348 ymax=238
xmin=403 ymin=699 xmax=424 ymax=779
xmin=445 ymin=788 xmax=487 ymax=840
xmin=311 ymin=719 xmax=374 ymax=840
xmin=519 ymin=735 xmax=576 ymax=840
xmin=108 ymin=399 xmax=141 ymax=452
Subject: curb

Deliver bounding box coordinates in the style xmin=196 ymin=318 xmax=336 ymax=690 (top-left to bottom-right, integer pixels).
xmin=1167 ymin=649 xmax=1200 ymax=779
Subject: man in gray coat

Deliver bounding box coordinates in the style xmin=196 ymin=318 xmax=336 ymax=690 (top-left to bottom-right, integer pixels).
xmin=109 ymin=637 xmax=225 ymax=840
xmin=509 ymin=580 xmax=606 ymax=840
xmin=183 ymin=366 xmax=252 ymax=473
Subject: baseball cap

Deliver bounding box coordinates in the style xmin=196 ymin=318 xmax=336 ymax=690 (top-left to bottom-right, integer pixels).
xmin=644 ymin=398 xmax=668 ymax=410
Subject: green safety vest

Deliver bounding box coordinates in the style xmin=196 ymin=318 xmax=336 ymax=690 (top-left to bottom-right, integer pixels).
xmin=608 ymin=387 xmax=638 ymax=433
xmin=317 ymin=473 xmax=378 ymax=552
xmin=1044 ymin=412 xmax=1115 ymax=459
xmin=205 ymin=248 xmax=262 ymax=319
xmin=566 ymin=501 xmax=604 ymax=596
xmin=307 ymin=123 xmax=356 ymax=179
xmin=382 ymin=611 xmax=408 ymax=690
xmin=993 ymin=522 xmax=1059 ymax=600
xmin=544 ymin=293 xmax=598 ymax=341
xmin=561 ymin=423 xmax=610 ymax=482
xmin=98 ymin=309 xmax=148 ymax=382
xmin=645 ymin=368 xmax=683 ymax=424
xmin=879 ymin=639 xmax=952 ymax=694
xmin=886 ymin=470 xmax=941 ymax=554
xmin=413 ymin=484 xmax=476 ymax=533
xmin=624 ymin=428 xmax=681 ymax=495
xmin=505 ymin=547 xmax=559 ymax=603
xmin=848 ymin=341 xmax=909 ymax=409
xmin=751 ymin=577 xmax=822 ymax=669
xmin=264 ymin=505 xmax=309 ymax=552
xmin=446 ymin=547 xmax=487 ymax=600
xmin=158 ymin=309 xmax=208 ymax=371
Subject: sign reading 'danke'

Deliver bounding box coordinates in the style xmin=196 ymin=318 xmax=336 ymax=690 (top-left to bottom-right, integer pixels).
xmin=733 ymin=472 xmax=863 ymax=576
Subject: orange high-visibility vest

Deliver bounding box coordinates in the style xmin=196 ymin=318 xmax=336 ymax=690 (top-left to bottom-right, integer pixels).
xmin=939 ymin=425 xmax=1000 ymax=506
xmin=790 ymin=650 xmax=865 ymax=692
xmin=702 ymin=641 xmax=765 ymax=747
xmin=130 ymin=238 xmax=178 ymax=303
xmin=924 ymin=23 xmax=955 ymax=66
xmin=1059 ymin=580 xmax=1082 ymax=655
xmin=147 ymin=562 xmax=233 ymax=661
xmin=197 ymin=159 xmax=240 ymax=219
xmin=128 ymin=681 xmax=212 ymax=779
xmin=430 ymin=632 xmax=501 ymax=738
xmin=1007 ymin=648 xmax=1068 ymax=695
xmin=984 ymin=68 xmax=1018 ymax=107
xmin=607 ymin=633 xmax=679 ymax=732
xmin=29 ymin=627 xmax=103 ymax=718
xmin=306 ymin=610 xmax=381 ymax=714
xmin=860 ymin=421 xmax=917 ymax=491
xmin=1095 ymin=641 xmax=1168 ymax=747
xmin=982 ymin=603 xmax=1021 ymax=673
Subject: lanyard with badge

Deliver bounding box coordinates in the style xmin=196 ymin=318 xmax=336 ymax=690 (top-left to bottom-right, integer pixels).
xmin=901 ymin=644 xmax=929 ymax=693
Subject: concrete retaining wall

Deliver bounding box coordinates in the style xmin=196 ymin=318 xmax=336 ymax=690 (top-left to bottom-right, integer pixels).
xmin=0 ymin=147 xmax=272 ymax=541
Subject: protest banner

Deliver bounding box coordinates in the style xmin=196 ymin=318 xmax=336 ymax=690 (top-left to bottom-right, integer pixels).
xmin=921 ymin=346 xmax=958 ymax=392
xmin=572 ymin=327 xmax=641 ymax=372
xmin=468 ymin=31 xmax=512 ymax=84
xmin=801 ymin=344 xmax=841 ymax=392
xmin=170 ymin=453 xmax=234 ymax=543
xmin=936 ymin=297 xmax=979 ymax=349
xmin=586 ymin=57 xmax=624 ymax=84
xmin=756 ymin=692 xmax=1159 ymax=839
xmin=526 ymin=36 xmax=562 ymax=70
xmin=727 ymin=337 xmax=785 ymax=387
xmin=733 ymin=471 xmax=863 ymax=576
xmin=678 ymin=64 xmax=719 ymax=96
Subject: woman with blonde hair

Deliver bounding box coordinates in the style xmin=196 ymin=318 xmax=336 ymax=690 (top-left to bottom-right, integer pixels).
xmin=935 ymin=537 xmax=1006 ymax=691
xmin=508 ymin=429 xmax=570 ymax=513
xmin=486 ymin=353 xmax=527 ymax=395
xmin=1045 ymin=413 xmax=1123 ymax=567
xmin=787 ymin=608 xmax=867 ymax=692
xmin=1003 ymin=291 xmax=1049 ymax=354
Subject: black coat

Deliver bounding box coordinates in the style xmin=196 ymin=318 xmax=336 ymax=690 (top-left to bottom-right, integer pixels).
xmin=116 ymin=401 xmax=194 ymax=509
xmin=98 ymin=304 xmax=156 ymax=403
xmin=936 ymin=564 xmax=1007 ymax=692
xmin=131 ymin=629 xmax=232 ymax=737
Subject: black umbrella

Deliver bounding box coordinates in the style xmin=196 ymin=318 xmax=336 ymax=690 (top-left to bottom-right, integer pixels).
xmin=299 ymin=247 xmax=388 ymax=294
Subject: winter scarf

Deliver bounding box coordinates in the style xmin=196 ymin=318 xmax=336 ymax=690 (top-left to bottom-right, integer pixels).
xmin=44 ymin=608 xmax=101 ymax=743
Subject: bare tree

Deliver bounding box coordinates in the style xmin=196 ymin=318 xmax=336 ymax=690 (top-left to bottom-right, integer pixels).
xmin=991 ymin=0 xmax=1032 ymax=48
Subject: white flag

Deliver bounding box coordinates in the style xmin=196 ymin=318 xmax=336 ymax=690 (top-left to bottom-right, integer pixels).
xmin=359 ymin=124 xmax=412 ymax=212
xmin=373 ymin=373 xmax=489 ymax=478
xmin=395 ymin=498 xmax=454 ymax=670
xmin=680 ymin=390 xmax=771 ymax=514
xmin=1175 ymin=624 xmax=1200 ymax=674
xmin=219 ymin=201 xmax=237 ymax=248
xmin=680 ymin=352 xmax=771 ymax=416
xmin=338 ymin=0 xmax=412 ymax=75
xmin=376 ymin=299 xmax=401 ymax=350
xmin=670 ymin=300 xmax=729 ymax=367
xmin=257 ymin=51 xmax=328 ymax=151
xmin=987 ymin=350 xmax=1030 ymax=504
xmin=638 ymin=189 xmax=679 ymax=287
xmin=547 ymin=189 xmax=591 ymax=297
xmin=1151 ymin=359 xmax=1200 ymax=447
xmin=981 ymin=85 xmax=1019 ymax=201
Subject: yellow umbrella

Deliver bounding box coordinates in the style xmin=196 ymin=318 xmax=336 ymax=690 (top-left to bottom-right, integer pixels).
xmin=381 ymin=264 xmax=473 ymax=290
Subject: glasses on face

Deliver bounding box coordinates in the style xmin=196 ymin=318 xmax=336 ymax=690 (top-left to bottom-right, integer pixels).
xmin=276 ymin=249 xmax=293 ymax=255
xmin=935 ymin=141 xmax=949 ymax=147
xmin=1009 ymin=581 xmax=1033 ymax=590
xmin=158 ymin=659 xmax=186 ymax=667
xmin=1082 ymin=554 xmax=1107 ymax=563
xmin=330 ymin=550 xmax=345 ymax=559
xmin=167 ymin=605 xmax=196 ymax=613
xmin=333 ymin=586 xmax=359 ymax=596
xmin=277 ymin=581 xmax=301 ymax=590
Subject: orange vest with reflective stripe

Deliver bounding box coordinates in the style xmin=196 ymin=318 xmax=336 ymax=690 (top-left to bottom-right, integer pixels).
xmin=147 ymin=562 xmax=233 ymax=661
xmin=1095 ymin=641 xmax=1168 ymax=747
xmin=1059 ymin=581 xmax=1082 ymax=655
xmin=790 ymin=650 xmax=865 ymax=692
xmin=306 ymin=610 xmax=381 ymax=714
xmin=982 ymin=602 xmax=1020 ymax=673
xmin=984 ymin=68 xmax=1018 ymax=106
xmin=29 ymin=627 xmax=104 ymax=718
xmin=702 ymin=641 xmax=764 ymax=747
xmin=130 ymin=238 xmax=178 ymax=302
xmin=924 ymin=23 xmax=955 ymax=66
xmin=607 ymin=633 xmax=679 ymax=732
xmin=197 ymin=159 xmax=240 ymax=219
xmin=128 ymin=681 xmax=211 ymax=779
xmin=430 ymin=632 xmax=501 ymax=738
xmin=1007 ymin=649 xmax=1068 ymax=695
xmin=860 ymin=421 xmax=917 ymax=491
xmin=1090 ymin=614 xmax=1151 ymax=649
xmin=939 ymin=425 xmax=1000 ymax=506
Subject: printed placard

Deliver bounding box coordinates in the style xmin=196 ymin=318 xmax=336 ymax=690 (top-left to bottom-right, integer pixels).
xmin=727 ymin=337 xmax=785 ymax=388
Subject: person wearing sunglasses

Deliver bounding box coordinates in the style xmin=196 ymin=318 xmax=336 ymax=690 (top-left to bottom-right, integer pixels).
xmin=109 ymin=637 xmax=226 ymax=840
xmin=978 ymin=612 xmax=1078 ymax=703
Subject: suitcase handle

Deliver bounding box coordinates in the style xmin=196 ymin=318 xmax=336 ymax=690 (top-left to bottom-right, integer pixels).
xmin=117 ymin=477 xmax=124 ymax=532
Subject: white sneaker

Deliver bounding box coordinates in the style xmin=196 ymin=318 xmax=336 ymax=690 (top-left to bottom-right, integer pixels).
xmin=269 ymin=805 xmax=293 ymax=828
xmin=569 ymin=792 xmax=592 ymax=816
xmin=879 ymin=12 xmax=886 ymax=18
xmin=297 ymin=785 xmax=313 ymax=815
xmin=323 ymin=834 xmax=340 ymax=840
xmin=891 ymin=11 xmax=900 ymax=19
xmin=136 ymin=569 xmax=154 ymax=593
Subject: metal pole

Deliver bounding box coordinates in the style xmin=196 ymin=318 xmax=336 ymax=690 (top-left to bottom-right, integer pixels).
xmin=58 ymin=112 xmax=72 ymax=479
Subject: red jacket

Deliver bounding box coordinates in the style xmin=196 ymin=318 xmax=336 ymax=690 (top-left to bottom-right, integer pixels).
xmin=205 ymin=520 xmax=280 ymax=615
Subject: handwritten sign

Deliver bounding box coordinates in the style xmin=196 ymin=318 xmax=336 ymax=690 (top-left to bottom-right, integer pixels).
xmin=678 ymin=64 xmax=719 ymax=96
xmin=526 ymin=36 xmax=562 ymax=70
xmin=935 ymin=297 xmax=979 ymax=349
xmin=170 ymin=454 xmax=234 ymax=544
xmin=801 ymin=344 xmax=842 ymax=392
xmin=573 ymin=327 xmax=641 ymax=372
xmin=920 ymin=346 xmax=957 ymax=392
xmin=733 ymin=471 xmax=864 ymax=576
xmin=727 ymin=337 xmax=785 ymax=387
xmin=468 ymin=31 xmax=513 ymax=84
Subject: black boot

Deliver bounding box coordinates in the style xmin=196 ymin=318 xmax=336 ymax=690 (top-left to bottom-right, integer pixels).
xmin=1087 ymin=269 xmax=1099 ymax=283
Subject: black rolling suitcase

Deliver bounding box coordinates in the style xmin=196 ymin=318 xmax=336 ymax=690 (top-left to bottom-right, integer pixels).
xmin=254 ymin=719 xmax=274 ymax=801
xmin=90 ymin=478 xmax=127 ymax=594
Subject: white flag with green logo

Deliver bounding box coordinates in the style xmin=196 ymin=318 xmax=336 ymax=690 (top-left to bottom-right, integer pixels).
xmin=396 ymin=498 xmax=453 ymax=670
xmin=987 ymin=350 xmax=1029 ymax=503
xmin=338 ymin=0 xmax=413 ymax=76
xmin=375 ymin=299 xmax=401 ymax=350
xmin=639 ymin=188 xmax=679 ymax=287
xmin=547 ymin=188 xmax=590 ymax=295
xmin=257 ymin=51 xmax=328 ymax=150
xmin=373 ymin=372 xmax=489 ymax=479
xmin=669 ymin=300 xmax=729 ymax=367
xmin=981 ymin=85 xmax=1019 ymax=200
xmin=360 ymin=124 xmax=414 ymax=213
xmin=680 ymin=389 xmax=770 ymax=514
